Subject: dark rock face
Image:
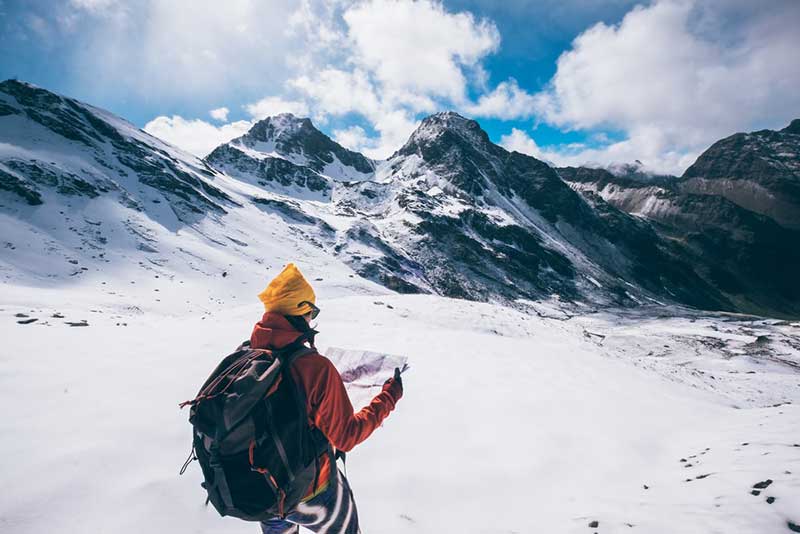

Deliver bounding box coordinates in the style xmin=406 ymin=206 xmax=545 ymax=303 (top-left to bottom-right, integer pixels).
xmin=0 ymin=79 xmax=234 ymax=221
xmin=784 ymin=119 xmax=800 ymax=135
xmin=681 ymin=121 xmax=800 ymax=229
xmin=558 ymin=121 xmax=800 ymax=318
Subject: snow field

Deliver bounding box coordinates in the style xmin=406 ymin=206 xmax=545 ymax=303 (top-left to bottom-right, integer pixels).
xmin=1 ymin=290 xmax=798 ymax=533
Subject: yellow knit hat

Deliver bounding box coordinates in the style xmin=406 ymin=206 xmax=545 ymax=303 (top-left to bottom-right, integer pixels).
xmin=258 ymin=263 xmax=316 ymax=315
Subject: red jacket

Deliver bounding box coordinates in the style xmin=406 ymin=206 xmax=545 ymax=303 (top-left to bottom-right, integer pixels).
xmin=250 ymin=312 xmax=402 ymax=498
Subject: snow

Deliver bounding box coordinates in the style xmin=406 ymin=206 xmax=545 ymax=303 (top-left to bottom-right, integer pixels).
xmin=1 ymin=284 xmax=799 ymax=534
xmin=320 ymin=156 xmax=374 ymax=183
xmin=425 ymin=185 xmax=443 ymax=197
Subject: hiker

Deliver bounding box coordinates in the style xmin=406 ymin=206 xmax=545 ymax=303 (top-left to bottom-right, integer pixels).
xmin=252 ymin=263 xmax=404 ymax=534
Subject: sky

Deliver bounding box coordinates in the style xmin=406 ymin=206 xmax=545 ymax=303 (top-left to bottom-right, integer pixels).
xmin=1 ymin=0 xmax=799 ymax=174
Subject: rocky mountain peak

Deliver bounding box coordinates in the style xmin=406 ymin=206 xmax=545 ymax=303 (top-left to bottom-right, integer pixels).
xmin=399 ymin=111 xmax=491 ymax=155
xmin=213 ymin=113 xmax=375 ymax=178
xmin=243 ymin=113 xmax=316 ymax=145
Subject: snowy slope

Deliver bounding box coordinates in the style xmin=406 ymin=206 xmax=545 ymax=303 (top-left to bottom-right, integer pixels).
xmin=1 ymin=288 xmax=799 ymax=534
xmin=205 ymin=113 xmax=375 ymax=201
xmin=0 ymin=80 xmax=382 ymax=303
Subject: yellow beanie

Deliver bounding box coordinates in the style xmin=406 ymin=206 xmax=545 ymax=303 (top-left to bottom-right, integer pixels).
xmin=258 ymin=263 xmax=316 ymax=315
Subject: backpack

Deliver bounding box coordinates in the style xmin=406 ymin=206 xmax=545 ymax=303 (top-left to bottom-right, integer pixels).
xmin=179 ymin=339 xmax=332 ymax=521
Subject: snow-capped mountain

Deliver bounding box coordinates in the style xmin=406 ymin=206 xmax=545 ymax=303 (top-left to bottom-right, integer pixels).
xmin=1 ymin=80 xmax=798 ymax=318
xmin=0 ymin=80 xmax=376 ymax=293
xmin=0 ymin=79 xmax=234 ymax=219
xmin=205 ymin=113 xmax=375 ymax=200
xmin=331 ymin=112 xmax=726 ymax=310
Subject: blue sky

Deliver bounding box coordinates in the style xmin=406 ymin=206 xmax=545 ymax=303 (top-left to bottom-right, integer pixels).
xmin=1 ymin=0 xmax=798 ymax=173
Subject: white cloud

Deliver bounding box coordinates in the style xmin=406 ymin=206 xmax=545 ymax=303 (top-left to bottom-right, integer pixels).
xmin=532 ymin=0 xmax=800 ymax=173
xmin=209 ymin=107 xmax=229 ymax=122
xmin=501 ymin=126 xmax=700 ymax=173
xmin=500 ymin=128 xmax=547 ymax=159
xmin=70 ymin=0 xmax=118 ymax=12
xmin=290 ymin=69 xmax=379 ymax=117
xmin=69 ymin=0 xmax=298 ymax=103
xmin=283 ymin=0 xmax=500 ymax=158
xmin=245 ymin=96 xmax=310 ymax=120
xmin=143 ymin=116 xmax=251 ymax=158
xmin=464 ymin=79 xmax=536 ymax=120
xmin=342 ymin=0 xmax=500 ymax=102
xmin=333 ymin=125 xmax=369 ymax=151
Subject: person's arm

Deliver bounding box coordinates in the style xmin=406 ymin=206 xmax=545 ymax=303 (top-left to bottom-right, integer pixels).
xmin=303 ymin=356 xmax=402 ymax=452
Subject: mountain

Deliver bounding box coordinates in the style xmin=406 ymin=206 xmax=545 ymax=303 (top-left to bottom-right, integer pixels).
xmin=558 ymin=119 xmax=800 ymax=317
xmin=206 ymin=113 xmax=375 ymax=201
xmin=0 ymin=80 xmax=367 ymax=288
xmin=0 ymin=79 xmax=234 ymax=218
xmin=333 ymin=111 xmax=727 ymax=309
xmin=681 ymin=121 xmax=800 ymax=229
xmin=1 ymin=80 xmax=798 ymax=318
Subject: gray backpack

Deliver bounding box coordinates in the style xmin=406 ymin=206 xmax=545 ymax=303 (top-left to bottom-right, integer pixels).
xmin=179 ymin=339 xmax=332 ymax=521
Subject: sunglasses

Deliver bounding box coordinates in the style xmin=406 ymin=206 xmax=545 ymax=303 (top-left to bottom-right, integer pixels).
xmin=297 ymin=300 xmax=320 ymax=319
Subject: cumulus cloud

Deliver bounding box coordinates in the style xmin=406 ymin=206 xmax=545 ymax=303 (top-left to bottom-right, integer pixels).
xmin=501 ymin=127 xmax=699 ymax=173
xmin=133 ymin=0 xmax=799 ymax=171
xmin=463 ymin=79 xmax=536 ymax=120
xmin=244 ymin=96 xmax=310 ymax=120
xmin=143 ymin=116 xmax=251 ymax=158
xmin=65 ymin=0 xmax=298 ymax=104
xmin=342 ymin=0 xmax=500 ymax=102
xmin=285 ymin=0 xmax=500 ymax=157
xmin=532 ymin=0 xmax=800 ymax=173
xmin=500 ymin=128 xmax=547 ymax=159
xmin=333 ymin=125 xmax=369 ymax=151
xmin=209 ymin=107 xmax=229 ymax=122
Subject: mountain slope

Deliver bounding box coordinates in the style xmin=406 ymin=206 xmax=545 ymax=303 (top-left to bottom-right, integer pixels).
xmin=205 ymin=113 xmax=375 ymax=201
xmin=333 ymin=112 xmax=729 ymax=310
xmin=0 ymin=80 xmax=233 ymax=219
xmin=681 ymin=120 xmax=800 ymax=229
xmin=558 ymin=120 xmax=800 ymax=317
xmin=0 ymin=80 xmax=376 ymax=297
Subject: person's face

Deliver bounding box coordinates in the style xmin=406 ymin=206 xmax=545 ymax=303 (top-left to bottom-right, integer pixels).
xmin=303 ymin=312 xmax=313 ymax=324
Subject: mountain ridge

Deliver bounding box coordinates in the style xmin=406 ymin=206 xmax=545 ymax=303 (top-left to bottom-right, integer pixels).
xmin=1 ymin=79 xmax=798 ymax=317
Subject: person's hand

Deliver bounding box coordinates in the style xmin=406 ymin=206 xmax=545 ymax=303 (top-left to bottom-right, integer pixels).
xmin=382 ymin=367 xmax=404 ymax=400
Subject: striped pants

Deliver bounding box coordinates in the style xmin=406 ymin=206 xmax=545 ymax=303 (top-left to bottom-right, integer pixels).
xmin=260 ymin=470 xmax=360 ymax=534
